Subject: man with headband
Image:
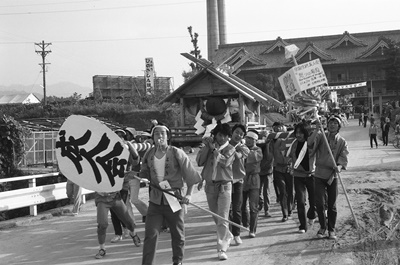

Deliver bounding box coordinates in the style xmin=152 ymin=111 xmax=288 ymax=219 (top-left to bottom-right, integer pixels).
xmin=139 ymin=122 xmax=201 ymax=265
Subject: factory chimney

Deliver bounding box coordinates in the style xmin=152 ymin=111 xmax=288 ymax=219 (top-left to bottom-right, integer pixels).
xmin=207 ymin=0 xmax=227 ymax=62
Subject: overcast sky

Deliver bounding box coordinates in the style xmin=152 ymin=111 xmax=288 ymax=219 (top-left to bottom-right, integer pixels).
xmin=1 ymin=0 xmax=399 ymax=93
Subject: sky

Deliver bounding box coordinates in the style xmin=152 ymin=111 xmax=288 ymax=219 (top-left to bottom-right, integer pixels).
xmin=1 ymin=0 xmax=399 ymax=96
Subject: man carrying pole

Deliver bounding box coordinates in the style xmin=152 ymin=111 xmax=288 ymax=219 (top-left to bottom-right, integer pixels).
xmin=311 ymin=115 xmax=349 ymax=240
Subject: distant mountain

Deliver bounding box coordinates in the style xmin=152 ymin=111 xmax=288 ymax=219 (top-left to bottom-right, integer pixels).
xmin=0 ymin=82 xmax=92 ymax=98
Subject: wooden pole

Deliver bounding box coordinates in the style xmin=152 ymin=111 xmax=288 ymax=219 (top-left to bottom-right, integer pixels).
xmin=133 ymin=175 xmax=250 ymax=231
xmin=315 ymin=113 xmax=359 ymax=229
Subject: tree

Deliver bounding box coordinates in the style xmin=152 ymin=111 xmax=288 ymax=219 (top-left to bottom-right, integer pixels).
xmin=384 ymin=40 xmax=400 ymax=92
xmin=182 ymin=26 xmax=203 ymax=82
xmin=0 ymin=115 xmax=30 ymax=177
xmin=253 ymin=73 xmax=283 ymax=100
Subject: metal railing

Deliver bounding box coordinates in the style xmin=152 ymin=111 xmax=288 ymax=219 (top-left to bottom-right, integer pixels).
xmin=0 ymin=173 xmax=93 ymax=216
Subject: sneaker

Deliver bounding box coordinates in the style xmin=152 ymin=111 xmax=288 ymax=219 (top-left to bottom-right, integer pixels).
xmin=265 ymin=211 xmax=272 ymax=218
xmin=249 ymin=232 xmax=256 ymax=238
xmin=328 ymin=231 xmax=337 ymax=240
xmin=218 ymin=250 xmax=228 ymax=260
xmin=282 ymin=216 xmax=288 ymax=222
xmin=110 ymin=235 xmax=122 ymax=243
xmin=95 ymin=249 xmax=106 ymax=259
xmin=233 ymin=236 xmax=242 ymax=245
xmin=317 ymin=228 xmax=326 ymax=238
xmin=130 ymin=232 xmax=141 ymax=247
xmin=298 ymin=229 xmax=306 ymax=234
xmin=123 ymin=228 xmax=130 ymax=239
xmin=308 ymin=218 xmax=316 ymax=226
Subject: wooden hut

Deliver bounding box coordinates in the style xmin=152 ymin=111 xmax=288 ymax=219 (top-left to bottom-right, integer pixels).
xmin=160 ymin=53 xmax=282 ymax=144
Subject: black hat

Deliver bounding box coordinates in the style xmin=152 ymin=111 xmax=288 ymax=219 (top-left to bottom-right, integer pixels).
xmin=272 ymin=121 xmax=283 ymax=127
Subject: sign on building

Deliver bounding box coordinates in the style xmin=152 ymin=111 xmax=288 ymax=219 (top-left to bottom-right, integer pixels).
xmin=145 ymin=57 xmax=155 ymax=94
xmin=278 ymin=58 xmax=328 ymax=99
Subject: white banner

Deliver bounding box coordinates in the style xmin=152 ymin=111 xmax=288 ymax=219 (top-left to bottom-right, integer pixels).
xmin=145 ymin=57 xmax=155 ymax=93
xmin=326 ymin=82 xmax=367 ymax=90
xmin=278 ymin=59 xmax=328 ymax=99
xmin=56 ymin=115 xmax=129 ymax=192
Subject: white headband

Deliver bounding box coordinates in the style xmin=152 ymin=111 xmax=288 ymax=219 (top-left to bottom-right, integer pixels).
xmin=328 ymin=117 xmax=342 ymax=125
xmin=246 ymin=131 xmax=258 ymax=140
xmin=150 ymin=125 xmax=170 ymax=136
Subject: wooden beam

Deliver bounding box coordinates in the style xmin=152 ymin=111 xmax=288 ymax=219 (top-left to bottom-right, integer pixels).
xmin=180 ymin=97 xmax=185 ymax=127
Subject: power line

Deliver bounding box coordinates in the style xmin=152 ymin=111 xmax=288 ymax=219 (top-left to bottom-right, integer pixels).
xmin=0 ymin=0 xmax=102 ymax=8
xmin=0 ymin=20 xmax=399 ymax=45
xmin=0 ymin=1 xmax=203 ymax=15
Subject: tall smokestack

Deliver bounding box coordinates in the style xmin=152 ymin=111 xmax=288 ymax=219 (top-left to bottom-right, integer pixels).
xmin=207 ymin=0 xmax=219 ymax=62
xmin=217 ymin=0 xmax=227 ymax=45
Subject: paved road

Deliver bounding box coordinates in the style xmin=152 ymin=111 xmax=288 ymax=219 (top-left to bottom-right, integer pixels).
xmin=0 ymin=118 xmax=397 ymax=265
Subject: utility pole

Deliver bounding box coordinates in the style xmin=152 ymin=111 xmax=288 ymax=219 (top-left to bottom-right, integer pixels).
xmin=35 ymin=40 xmax=51 ymax=106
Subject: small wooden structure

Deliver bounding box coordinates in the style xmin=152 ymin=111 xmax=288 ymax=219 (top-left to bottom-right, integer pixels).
xmin=160 ymin=53 xmax=282 ymax=144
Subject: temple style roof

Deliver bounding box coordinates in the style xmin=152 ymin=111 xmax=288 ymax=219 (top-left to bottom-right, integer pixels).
xmin=356 ymin=36 xmax=390 ymax=59
xmin=261 ymin=37 xmax=290 ymax=54
xmin=328 ymin=31 xmax=367 ymax=49
xmin=160 ymin=53 xmax=282 ymax=108
xmin=213 ymin=30 xmax=400 ymax=70
xmin=286 ymin=41 xmax=335 ymax=64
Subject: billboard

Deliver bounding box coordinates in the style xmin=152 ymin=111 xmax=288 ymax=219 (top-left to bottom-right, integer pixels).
xmin=145 ymin=57 xmax=154 ymax=94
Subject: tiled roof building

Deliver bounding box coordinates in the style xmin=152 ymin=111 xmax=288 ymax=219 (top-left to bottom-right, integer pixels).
xmin=213 ymin=30 xmax=400 ymax=105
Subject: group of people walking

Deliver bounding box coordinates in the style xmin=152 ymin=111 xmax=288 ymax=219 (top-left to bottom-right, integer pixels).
xmin=365 ymin=112 xmax=393 ymax=148
xmin=80 ymin=115 xmax=349 ymax=265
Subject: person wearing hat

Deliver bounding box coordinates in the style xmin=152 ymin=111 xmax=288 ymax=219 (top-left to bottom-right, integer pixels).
xmin=139 ymin=122 xmax=201 ymax=265
xmin=196 ymin=122 xmax=235 ymax=261
xmin=242 ymin=129 xmax=263 ymax=238
xmin=311 ymin=115 xmax=349 ymax=240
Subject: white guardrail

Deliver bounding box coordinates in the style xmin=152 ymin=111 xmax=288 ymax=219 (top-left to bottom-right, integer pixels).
xmin=0 ymin=173 xmax=94 ymax=216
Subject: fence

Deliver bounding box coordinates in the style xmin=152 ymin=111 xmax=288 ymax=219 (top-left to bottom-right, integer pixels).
xmin=0 ymin=172 xmax=93 ymax=216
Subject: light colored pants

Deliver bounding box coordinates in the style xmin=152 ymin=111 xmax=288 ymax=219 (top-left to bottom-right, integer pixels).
xmin=129 ymin=178 xmax=148 ymax=216
xmin=205 ymin=182 xmax=233 ymax=252
xmin=66 ymin=180 xmax=82 ymax=214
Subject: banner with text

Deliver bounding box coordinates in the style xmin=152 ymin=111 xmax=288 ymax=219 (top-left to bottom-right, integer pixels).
xmin=326 ymin=82 xmax=367 ymax=90
xmin=145 ymin=57 xmax=155 ymax=94
xmin=55 ymin=115 xmax=129 ymax=192
xmin=278 ymin=58 xmax=328 ymax=99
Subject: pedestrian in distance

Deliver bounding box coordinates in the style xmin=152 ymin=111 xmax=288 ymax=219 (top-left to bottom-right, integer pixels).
xmin=363 ymin=111 xmax=368 ymax=128
xmin=359 ymin=113 xmax=363 ymax=126
xmin=228 ymin=124 xmax=250 ymax=246
xmin=370 ymin=114 xmax=375 ymax=126
xmin=242 ymin=129 xmax=263 ymax=238
xmin=196 ymin=122 xmax=235 ymax=261
xmin=287 ymin=121 xmax=317 ymax=233
xmin=369 ymin=122 xmax=379 ymax=148
xmin=139 ymin=122 xmax=201 ymax=265
xmin=311 ymin=115 xmax=349 ymax=240
xmin=382 ymin=118 xmax=391 ymax=146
